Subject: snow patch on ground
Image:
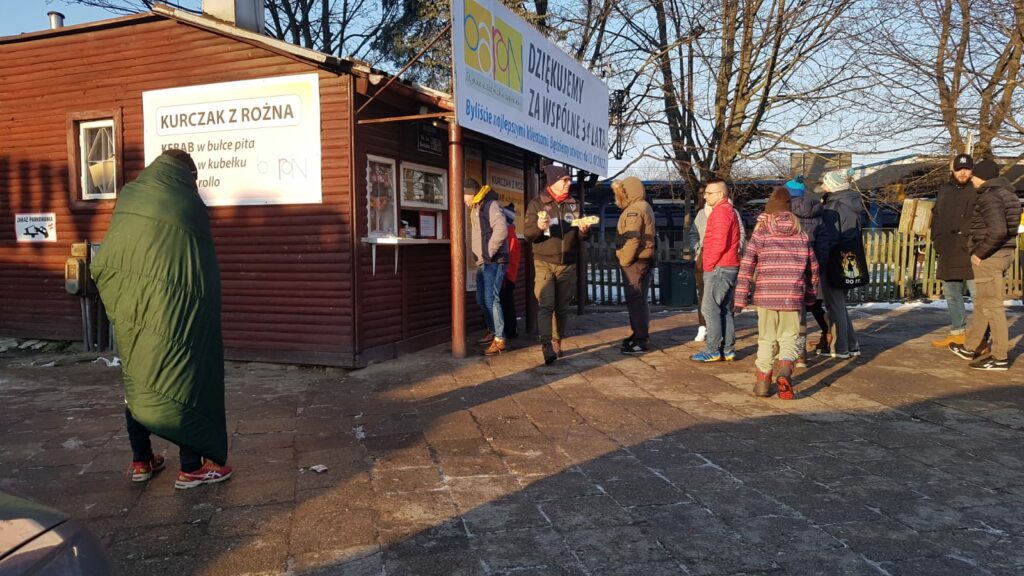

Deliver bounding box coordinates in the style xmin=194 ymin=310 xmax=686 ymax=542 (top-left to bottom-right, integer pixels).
xmin=855 ymin=300 xmax=1021 ymax=312
xmin=62 ymin=438 xmax=84 ymax=450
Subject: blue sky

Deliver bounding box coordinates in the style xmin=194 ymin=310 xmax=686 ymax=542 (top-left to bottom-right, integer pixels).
xmin=1 ymin=0 xmax=935 ymax=178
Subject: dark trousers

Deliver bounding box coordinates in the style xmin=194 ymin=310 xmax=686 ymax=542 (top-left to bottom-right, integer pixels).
xmin=810 ymin=299 xmax=827 ymax=333
xmin=622 ymin=260 xmax=652 ymax=343
xmin=500 ymin=279 xmax=518 ymax=338
xmin=125 ymin=407 xmax=202 ymax=472
xmin=534 ymin=260 xmax=577 ymax=343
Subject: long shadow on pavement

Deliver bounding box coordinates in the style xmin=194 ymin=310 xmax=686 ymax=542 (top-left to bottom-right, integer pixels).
xmin=1 ymin=305 xmax=1021 ymax=575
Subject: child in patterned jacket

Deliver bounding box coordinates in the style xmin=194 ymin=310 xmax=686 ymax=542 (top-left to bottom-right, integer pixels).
xmin=734 ymin=187 xmax=819 ymax=399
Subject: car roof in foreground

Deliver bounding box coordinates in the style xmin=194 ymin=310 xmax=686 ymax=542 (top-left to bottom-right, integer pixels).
xmin=0 ymin=490 xmax=69 ymax=560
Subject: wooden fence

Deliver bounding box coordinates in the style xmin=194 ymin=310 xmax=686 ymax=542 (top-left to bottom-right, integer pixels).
xmin=585 ymin=228 xmax=1024 ymax=306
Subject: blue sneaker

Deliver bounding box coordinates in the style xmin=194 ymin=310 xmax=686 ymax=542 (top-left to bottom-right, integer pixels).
xmin=690 ymin=350 xmax=723 ymax=362
xmin=723 ymin=351 xmax=736 ymax=361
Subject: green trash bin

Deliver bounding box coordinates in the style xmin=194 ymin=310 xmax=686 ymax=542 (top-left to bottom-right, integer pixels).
xmin=658 ymin=260 xmax=696 ymax=307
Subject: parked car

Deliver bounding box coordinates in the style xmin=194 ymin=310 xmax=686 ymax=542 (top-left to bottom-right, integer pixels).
xmin=0 ymin=489 xmax=119 ymax=575
xmin=866 ymin=202 xmax=900 ymax=229
xmin=740 ymin=198 xmax=767 ymax=229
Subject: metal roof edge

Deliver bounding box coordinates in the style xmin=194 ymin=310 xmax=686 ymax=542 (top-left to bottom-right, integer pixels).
xmin=0 ymin=13 xmax=159 ymax=44
xmin=152 ymin=3 xmax=344 ymax=70
xmin=0 ymin=3 xmax=454 ymax=107
xmin=153 ymin=4 xmax=452 ymax=103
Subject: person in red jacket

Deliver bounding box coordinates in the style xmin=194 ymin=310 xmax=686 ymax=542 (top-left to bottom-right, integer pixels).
xmin=691 ymin=178 xmax=742 ymax=362
xmin=500 ymin=203 xmax=521 ymax=339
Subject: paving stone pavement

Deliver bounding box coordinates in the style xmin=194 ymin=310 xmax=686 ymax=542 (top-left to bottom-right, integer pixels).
xmin=1 ymin=303 xmax=1023 ymax=576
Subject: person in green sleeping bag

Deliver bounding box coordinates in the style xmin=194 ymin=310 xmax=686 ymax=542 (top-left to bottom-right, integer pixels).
xmin=92 ymin=149 xmax=233 ymax=490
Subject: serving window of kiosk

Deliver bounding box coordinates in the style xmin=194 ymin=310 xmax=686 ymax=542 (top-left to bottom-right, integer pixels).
xmin=399 ymin=162 xmax=447 ymax=240
xmin=362 ymin=154 xmax=451 ymax=274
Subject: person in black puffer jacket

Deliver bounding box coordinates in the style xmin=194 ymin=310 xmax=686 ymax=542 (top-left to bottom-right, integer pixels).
xmin=948 ymin=158 xmax=1022 ymax=371
xmin=930 ymin=154 xmax=977 ymax=347
xmin=787 ymin=177 xmax=828 ymax=363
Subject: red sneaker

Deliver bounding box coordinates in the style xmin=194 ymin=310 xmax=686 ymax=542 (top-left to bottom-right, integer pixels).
xmin=175 ymin=459 xmax=233 ymax=490
xmin=129 ymin=454 xmax=166 ymax=482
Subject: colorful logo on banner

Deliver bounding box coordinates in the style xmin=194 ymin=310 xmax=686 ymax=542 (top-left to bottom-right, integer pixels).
xmin=463 ymin=0 xmax=523 ymax=94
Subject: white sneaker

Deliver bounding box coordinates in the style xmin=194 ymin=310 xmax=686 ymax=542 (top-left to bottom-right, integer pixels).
xmin=694 ymin=326 xmax=707 ymax=342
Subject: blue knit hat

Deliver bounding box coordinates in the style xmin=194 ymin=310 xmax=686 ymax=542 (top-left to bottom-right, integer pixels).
xmin=785 ymin=176 xmax=806 ymax=197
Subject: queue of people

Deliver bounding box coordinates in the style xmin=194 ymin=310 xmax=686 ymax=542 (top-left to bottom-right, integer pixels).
xmin=476 ymin=156 xmax=1019 ymax=395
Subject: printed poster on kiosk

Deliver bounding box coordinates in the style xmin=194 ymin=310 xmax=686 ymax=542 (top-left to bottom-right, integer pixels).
xmin=486 ymin=161 xmax=524 ymax=233
xmin=452 ymin=0 xmax=609 ymax=176
xmin=143 ymin=73 xmax=322 ymax=206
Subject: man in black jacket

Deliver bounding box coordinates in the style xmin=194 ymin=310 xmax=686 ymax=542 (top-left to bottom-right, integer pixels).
xmin=949 ymin=158 xmax=1022 ymax=371
xmin=930 ymin=154 xmax=977 ymax=347
xmin=524 ymin=164 xmax=591 ymax=364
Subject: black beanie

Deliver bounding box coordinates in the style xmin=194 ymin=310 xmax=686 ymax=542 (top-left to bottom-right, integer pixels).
xmin=542 ymin=164 xmax=569 ymax=182
xmin=972 ymin=158 xmax=1000 ymax=181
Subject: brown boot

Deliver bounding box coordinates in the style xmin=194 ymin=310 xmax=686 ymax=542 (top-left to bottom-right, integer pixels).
xmin=753 ymin=368 xmax=772 ymax=397
xmin=774 ymin=359 xmax=796 ymax=400
xmin=484 ymin=338 xmax=506 ymax=356
xmin=476 ymin=330 xmax=494 ymax=345
xmin=552 ymin=339 xmax=564 ymax=358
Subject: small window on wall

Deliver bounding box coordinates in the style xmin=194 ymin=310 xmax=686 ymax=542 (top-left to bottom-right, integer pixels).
xmin=400 ymin=162 xmax=448 ymax=210
xmin=367 ymin=155 xmax=398 ymax=237
xmin=67 ymin=110 xmax=122 ymax=207
xmin=79 ymin=119 xmax=117 ymax=200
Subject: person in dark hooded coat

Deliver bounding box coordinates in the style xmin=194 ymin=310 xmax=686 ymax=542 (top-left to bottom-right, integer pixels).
xmin=817 ymin=174 xmax=867 ymax=359
xmin=91 ymin=149 xmax=233 ymax=490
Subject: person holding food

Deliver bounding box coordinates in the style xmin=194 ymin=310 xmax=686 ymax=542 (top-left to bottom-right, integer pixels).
xmin=524 ymin=164 xmax=592 ymax=364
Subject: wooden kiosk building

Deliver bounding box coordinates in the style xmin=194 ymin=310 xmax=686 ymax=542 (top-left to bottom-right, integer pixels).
xmin=0 ymin=3 xmax=536 ymax=367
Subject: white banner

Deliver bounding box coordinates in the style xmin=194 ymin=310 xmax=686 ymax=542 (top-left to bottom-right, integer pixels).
xmin=15 ymin=213 xmax=57 ymax=243
xmin=453 ymin=0 xmax=609 ymax=176
xmin=143 ymin=74 xmax=322 ymax=206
